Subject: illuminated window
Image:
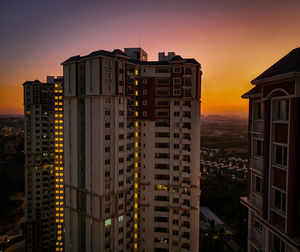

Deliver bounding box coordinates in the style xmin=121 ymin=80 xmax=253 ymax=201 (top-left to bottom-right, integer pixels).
xmin=105 ymin=219 xmax=111 ymax=226
xmin=118 ymin=215 xmax=123 ymax=222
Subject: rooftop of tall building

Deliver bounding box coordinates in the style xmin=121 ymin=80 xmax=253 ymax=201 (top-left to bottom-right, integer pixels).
xmin=252 ymin=47 xmax=300 ymax=83
xmin=62 ymin=48 xmax=200 ymax=66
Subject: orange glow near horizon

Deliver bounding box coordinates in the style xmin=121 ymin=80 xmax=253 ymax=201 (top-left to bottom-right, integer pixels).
xmin=0 ymin=0 xmax=300 ymax=116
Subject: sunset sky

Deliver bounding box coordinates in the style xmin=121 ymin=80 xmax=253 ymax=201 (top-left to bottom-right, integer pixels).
xmin=0 ymin=0 xmax=300 ymax=116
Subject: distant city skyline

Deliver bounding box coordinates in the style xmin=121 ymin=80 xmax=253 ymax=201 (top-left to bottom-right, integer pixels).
xmin=0 ymin=0 xmax=300 ymax=116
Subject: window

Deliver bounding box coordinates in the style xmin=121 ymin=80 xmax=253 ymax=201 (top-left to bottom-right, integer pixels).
xmin=273 ymin=234 xmax=285 ymax=252
xmin=173 ymin=165 xmax=179 ymax=171
xmin=143 ymin=79 xmax=147 ymax=84
xmin=174 ymin=133 xmax=179 ymax=138
xmin=143 ymin=111 xmax=147 ymax=116
xmin=173 ymin=89 xmax=181 ymax=96
xmin=105 ymin=135 xmax=110 ymax=140
xmin=155 ymin=164 xmax=169 ymax=169
xmin=105 ymin=207 xmax=110 ymax=214
xmin=119 ymin=122 xmax=124 ymax=128
xmin=255 ymin=139 xmax=263 ymax=157
xmin=155 ymin=153 xmax=170 ymax=159
xmin=173 ymin=176 xmax=179 ymax=182
xmin=254 ymin=102 xmax=263 ymax=120
xmin=253 ymin=218 xmax=262 ymax=233
xmin=173 ymin=66 xmax=181 ymax=73
xmin=105 ymin=147 xmax=110 ymax=153
xmin=155 ymin=142 xmax=169 ymax=148
xmin=254 ymin=175 xmax=262 ymax=194
xmin=105 ymin=219 xmax=111 ymax=226
xmin=105 ymin=110 xmax=110 ymax=116
xmin=143 ymin=89 xmax=147 ymax=95
xmin=118 ymin=61 xmax=124 ymax=69
xmin=174 ymin=101 xmax=180 ymax=106
xmin=118 ymin=215 xmax=124 ymax=222
xmin=275 ymin=145 xmax=287 ymax=166
xmin=173 ymin=78 xmax=181 ymax=85
xmin=174 ymin=111 xmax=180 ymax=116
xmin=275 ymin=99 xmax=289 ymax=121
xmin=143 ymin=100 xmax=147 ymax=106
xmin=273 ymin=188 xmax=286 ymax=213
xmin=105 ymin=122 xmax=110 ymax=128
xmin=105 ymin=159 xmax=110 ymax=165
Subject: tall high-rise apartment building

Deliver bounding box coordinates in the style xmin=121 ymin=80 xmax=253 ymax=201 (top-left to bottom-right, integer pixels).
xmin=62 ymin=48 xmax=201 ymax=252
xmin=242 ymin=47 xmax=300 ymax=252
xmin=23 ymin=76 xmax=64 ymax=252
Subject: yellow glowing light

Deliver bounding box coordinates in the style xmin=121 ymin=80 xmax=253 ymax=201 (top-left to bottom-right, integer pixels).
xmin=135 ymin=91 xmax=138 ymax=96
xmin=135 ymin=193 xmax=138 ymax=198
xmin=135 ymin=69 xmax=138 ymax=76
xmin=135 ymin=183 xmax=138 ymax=189
xmin=135 ymin=203 xmax=138 ymax=209
xmin=135 ymin=173 xmax=138 ymax=178
xmin=135 ymin=101 xmax=138 ymax=106
xmin=134 ymin=224 xmax=138 ymax=229
xmin=135 ymin=80 xmax=138 ymax=85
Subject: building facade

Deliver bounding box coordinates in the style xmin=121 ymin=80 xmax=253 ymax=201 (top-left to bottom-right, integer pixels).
xmin=62 ymin=48 xmax=201 ymax=251
xmin=23 ymin=76 xmax=64 ymax=252
xmin=242 ymin=47 xmax=300 ymax=252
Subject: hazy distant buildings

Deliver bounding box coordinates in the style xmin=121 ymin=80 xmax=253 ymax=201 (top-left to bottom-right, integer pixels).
xmin=23 ymin=77 xmax=64 ymax=252
xmin=62 ymin=48 xmax=201 ymax=251
xmin=242 ymin=47 xmax=300 ymax=252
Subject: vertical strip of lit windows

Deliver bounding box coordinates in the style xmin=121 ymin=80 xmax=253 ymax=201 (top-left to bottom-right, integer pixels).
xmin=134 ymin=68 xmax=140 ymax=251
xmin=54 ymin=82 xmax=64 ymax=251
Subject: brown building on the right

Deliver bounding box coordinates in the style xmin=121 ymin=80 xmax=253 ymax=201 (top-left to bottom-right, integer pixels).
xmin=241 ymin=47 xmax=300 ymax=252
